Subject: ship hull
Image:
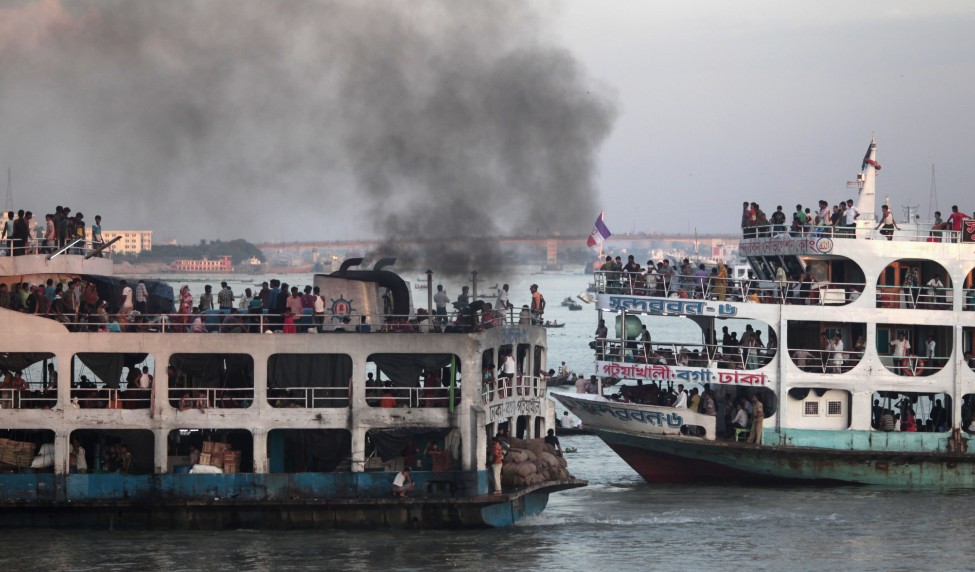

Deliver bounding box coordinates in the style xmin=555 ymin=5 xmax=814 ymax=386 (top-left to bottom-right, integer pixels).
xmin=597 ymin=429 xmax=975 ymax=487
xmin=0 ymin=472 xmax=582 ymax=529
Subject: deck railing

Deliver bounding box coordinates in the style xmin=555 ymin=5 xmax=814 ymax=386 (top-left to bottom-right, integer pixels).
xmin=593 ymin=270 xmax=864 ymax=306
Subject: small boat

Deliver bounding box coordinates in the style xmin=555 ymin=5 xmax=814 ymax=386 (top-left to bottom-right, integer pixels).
xmin=560 ymin=296 xmax=575 ymax=307
xmin=543 ymin=321 xmax=565 ymax=328
xmin=567 ymin=302 xmax=583 ymax=311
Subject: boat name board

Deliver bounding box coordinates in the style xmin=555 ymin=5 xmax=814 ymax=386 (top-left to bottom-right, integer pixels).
xmin=486 ymin=397 xmax=542 ymax=425
xmin=597 ymin=295 xmax=738 ymax=317
xmin=595 ymin=361 xmax=768 ymax=386
xmin=739 ymin=236 xmax=834 ymax=256
xmin=567 ymin=400 xmax=684 ymax=429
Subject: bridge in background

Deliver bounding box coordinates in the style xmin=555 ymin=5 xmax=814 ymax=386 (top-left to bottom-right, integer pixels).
xmin=255 ymin=233 xmax=741 ymax=252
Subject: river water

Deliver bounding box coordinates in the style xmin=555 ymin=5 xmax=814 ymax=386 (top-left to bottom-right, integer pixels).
xmin=4 ymin=267 xmax=972 ymax=570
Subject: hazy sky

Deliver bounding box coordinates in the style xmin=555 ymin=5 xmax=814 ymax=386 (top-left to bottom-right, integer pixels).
xmin=554 ymin=1 xmax=975 ymax=235
xmin=1 ymin=1 xmax=973 ymax=244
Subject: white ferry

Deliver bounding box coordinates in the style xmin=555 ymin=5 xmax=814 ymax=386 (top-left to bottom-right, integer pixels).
xmin=0 ymin=245 xmax=581 ymax=528
xmin=555 ymin=138 xmax=975 ymax=486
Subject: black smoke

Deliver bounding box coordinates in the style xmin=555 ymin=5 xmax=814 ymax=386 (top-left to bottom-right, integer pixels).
xmin=0 ymin=0 xmax=616 ymax=275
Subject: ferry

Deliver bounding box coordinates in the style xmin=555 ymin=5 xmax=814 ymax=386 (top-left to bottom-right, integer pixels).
xmin=0 ymin=245 xmax=582 ymax=528
xmin=554 ymin=138 xmax=975 ymax=486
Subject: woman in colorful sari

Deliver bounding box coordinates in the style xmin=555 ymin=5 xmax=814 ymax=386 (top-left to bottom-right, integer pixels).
xmin=177 ymin=285 xmax=193 ymax=329
xmin=713 ymin=264 xmax=729 ymax=301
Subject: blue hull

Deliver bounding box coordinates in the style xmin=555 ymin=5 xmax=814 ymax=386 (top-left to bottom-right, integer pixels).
xmin=0 ymin=471 xmax=578 ymax=529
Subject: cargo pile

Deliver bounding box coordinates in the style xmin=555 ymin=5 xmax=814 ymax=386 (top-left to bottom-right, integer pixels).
xmin=0 ymin=438 xmax=37 ymax=468
xmin=200 ymin=441 xmax=239 ymax=473
xmin=500 ymin=437 xmax=570 ymax=487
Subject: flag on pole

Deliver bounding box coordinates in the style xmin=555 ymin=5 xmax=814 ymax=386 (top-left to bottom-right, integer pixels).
xmin=586 ymin=211 xmax=612 ymax=248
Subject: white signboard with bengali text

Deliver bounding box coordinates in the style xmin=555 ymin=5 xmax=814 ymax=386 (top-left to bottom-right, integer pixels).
xmin=553 ymin=393 xmax=716 ymax=439
xmin=596 ymin=295 xmax=738 ymax=317
xmin=595 ymin=360 xmax=770 ymax=387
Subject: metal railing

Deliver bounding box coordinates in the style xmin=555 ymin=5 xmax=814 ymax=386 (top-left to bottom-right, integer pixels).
xmin=593 ymin=270 xmax=864 ymax=306
xmin=480 ymin=374 xmax=546 ymax=403
xmin=168 ymin=387 xmax=254 ymax=409
xmin=741 ymin=223 xmax=969 ymax=244
xmin=20 ymin=307 xmax=538 ymax=334
xmin=267 ymin=386 xmax=349 ymax=408
xmin=0 ymin=388 xmax=58 ymax=409
xmin=69 ymin=388 xmax=150 ymax=409
xmin=594 ymin=339 xmax=778 ymax=371
xmin=2 ymin=237 xmax=114 ymax=258
xmin=875 ymin=285 xmax=954 ymax=310
xmin=367 ymin=385 xmax=458 ymax=408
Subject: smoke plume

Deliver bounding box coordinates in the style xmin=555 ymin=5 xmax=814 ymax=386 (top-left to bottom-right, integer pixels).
xmin=0 ymin=0 xmax=616 ymax=275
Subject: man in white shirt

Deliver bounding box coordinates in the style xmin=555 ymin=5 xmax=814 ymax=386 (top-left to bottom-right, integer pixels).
xmin=561 ymin=411 xmax=577 ymax=429
xmin=500 ymin=351 xmax=516 ymax=397
xmin=673 ymin=384 xmax=688 ymax=408
xmin=844 ymin=198 xmax=860 ymax=235
xmin=891 ymin=333 xmax=911 ymax=375
xmin=831 ymin=333 xmax=845 ymax=373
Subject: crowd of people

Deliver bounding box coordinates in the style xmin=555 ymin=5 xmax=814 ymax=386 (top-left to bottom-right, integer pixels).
xmin=595 ymin=254 xmax=865 ymax=306
xmin=741 ymin=201 xmax=975 ymax=242
xmin=593 ymin=321 xmax=776 ymax=371
xmin=1 ymin=206 xmax=105 ymax=256
xmin=0 ymin=272 xmax=553 ymax=336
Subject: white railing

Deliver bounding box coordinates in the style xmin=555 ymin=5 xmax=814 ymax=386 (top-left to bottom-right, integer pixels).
xmin=267 ymin=386 xmax=349 ymax=408
xmin=168 ymin=387 xmax=254 ymax=409
xmin=69 ymin=388 xmax=150 ymax=409
xmin=593 ymin=270 xmax=864 ymax=306
xmin=875 ymin=285 xmax=954 ymax=310
xmin=741 ymin=223 xmax=967 ymax=244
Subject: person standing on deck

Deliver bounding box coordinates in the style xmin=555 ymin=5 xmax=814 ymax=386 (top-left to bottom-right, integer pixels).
xmin=746 ymin=395 xmax=764 ymax=445
xmin=529 ymin=284 xmax=545 ymax=325
xmin=434 ymin=285 xmax=449 ymax=325
xmin=490 ymin=437 xmax=504 ymax=495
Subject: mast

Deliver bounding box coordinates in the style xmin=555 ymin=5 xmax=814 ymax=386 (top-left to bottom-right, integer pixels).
xmin=852 ymin=137 xmax=879 ymax=236
xmin=4 ymin=169 xmax=11 ymax=212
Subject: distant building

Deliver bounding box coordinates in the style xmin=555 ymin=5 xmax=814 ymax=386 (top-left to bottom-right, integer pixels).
xmin=171 ymin=256 xmax=233 ymax=273
xmin=85 ymin=229 xmax=153 ymax=254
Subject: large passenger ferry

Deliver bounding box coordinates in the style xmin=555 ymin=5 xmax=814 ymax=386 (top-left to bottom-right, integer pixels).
xmin=0 ymin=244 xmax=581 ymax=528
xmin=555 ymin=138 xmax=975 ymax=486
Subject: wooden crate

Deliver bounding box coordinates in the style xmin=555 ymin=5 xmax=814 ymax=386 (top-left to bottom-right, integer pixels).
xmin=199 ymin=452 xmax=212 ymax=466
xmin=202 ymin=441 xmax=215 ymax=454
xmin=223 ymin=462 xmax=238 ymax=474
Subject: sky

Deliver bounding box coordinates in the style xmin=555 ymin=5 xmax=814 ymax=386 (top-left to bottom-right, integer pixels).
xmin=1 ymin=1 xmax=973 ymax=244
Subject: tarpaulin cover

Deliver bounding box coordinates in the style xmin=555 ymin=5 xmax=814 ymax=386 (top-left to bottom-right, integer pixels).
xmin=76 ymin=353 xmax=149 ymax=389
xmin=267 ymin=354 xmax=353 ymax=389
xmin=274 ymin=429 xmax=351 ymax=472
xmin=0 ymin=352 xmax=54 ymax=372
xmin=82 ymin=275 xmax=174 ymax=314
xmin=369 ymin=354 xmax=454 ymax=388
xmin=169 ymin=354 xmax=253 ymax=388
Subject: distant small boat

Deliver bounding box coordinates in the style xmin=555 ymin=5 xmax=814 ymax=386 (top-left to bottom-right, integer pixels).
xmin=543 ymin=321 xmax=565 ymax=328
xmin=560 ymin=296 xmax=575 ymax=306
xmin=567 ymin=302 xmax=583 ymax=311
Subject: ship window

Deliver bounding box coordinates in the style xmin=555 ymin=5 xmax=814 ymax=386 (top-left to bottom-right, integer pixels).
xmin=803 ymin=401 xmax=819 ymax=416
xmin=827 ymin=401 xmax=842 ymax=416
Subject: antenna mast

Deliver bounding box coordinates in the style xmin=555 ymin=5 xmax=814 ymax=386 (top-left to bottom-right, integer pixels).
xmin=4 ymin=169 xmax=11 ymax=212
xmin=927 ymin=164 xmax=938 ymax=221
